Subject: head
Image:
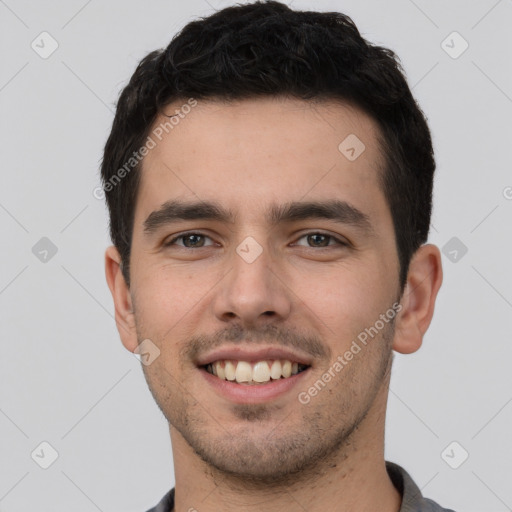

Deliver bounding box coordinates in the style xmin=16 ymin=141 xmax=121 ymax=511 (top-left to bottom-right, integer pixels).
xmin=103 ymin=1 xmax=442 ymax=484
xmin=102 ymin=0 xmax=435 ymax=291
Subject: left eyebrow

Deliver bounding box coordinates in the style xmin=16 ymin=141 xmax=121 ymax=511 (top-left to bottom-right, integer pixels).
xmin=143 ymin=199 xmax=374 ymax=236
xmin=267 ymin=200 xmax=374 ymax=235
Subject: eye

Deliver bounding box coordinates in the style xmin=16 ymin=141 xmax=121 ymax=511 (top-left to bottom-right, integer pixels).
xmin=294 ymin=232 xmax=348 ymax=248
xmin=162 ymin=231 xmax=347 ymax=250
xmin=164 ymin=232 xmax=215 ymax=248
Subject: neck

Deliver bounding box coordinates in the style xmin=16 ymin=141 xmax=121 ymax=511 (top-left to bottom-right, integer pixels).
xmin=169 ymin=384 xmax=401 ymax=512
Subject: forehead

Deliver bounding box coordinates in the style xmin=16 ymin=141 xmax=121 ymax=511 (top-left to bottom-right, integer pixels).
xmin=136 ymin=96 xmax=388 ymax=227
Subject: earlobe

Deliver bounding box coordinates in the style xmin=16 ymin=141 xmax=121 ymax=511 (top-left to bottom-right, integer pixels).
xmin=392 ymin=244 xmax=443 ymax=355
xmin=104 ymin=246 xmax=139 ymax=353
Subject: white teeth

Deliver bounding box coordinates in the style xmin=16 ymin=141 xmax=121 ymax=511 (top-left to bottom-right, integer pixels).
xmin=215 ymin=361 xmax=225 ymax=380
xmin=235 ymin=361 xmax=252 ymax=383
xmin=224 ymin=361 xmax=236 ymax=381
xmin=252 ymin=361 xmax=271 ymax=382
xmin=270 ymin=360 xmax=282 ymax=379
xmin=282 ymin=360 xmax=292 ymax=378
xmin=207 ymin=359 xmax=307 ymax=384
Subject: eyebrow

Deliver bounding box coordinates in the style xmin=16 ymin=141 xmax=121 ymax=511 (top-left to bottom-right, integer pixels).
xmin=143 ymin=199 xmax=374 ymax=236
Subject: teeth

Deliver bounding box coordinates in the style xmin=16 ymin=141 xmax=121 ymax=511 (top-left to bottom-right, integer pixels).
xmin=206 ymin=359 xmax=308 ymax=384
xmin=282 ymin=360 xmax=292 ymax=378
xmin=224 ymin=361 xmax=236 ymax=381
xmin=252 ymin=361 xmax=271 ymax=382
xmin=270 ymin=360 xmax=282 ymax=379
xmin=235 ymin=361 xmax=252 ymax=383
xmin=215 ymin=361 xmax=225 ymax=380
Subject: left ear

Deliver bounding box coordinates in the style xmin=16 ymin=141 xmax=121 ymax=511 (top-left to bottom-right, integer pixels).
xmin=393 ymin=244 xmax=443 ymax=354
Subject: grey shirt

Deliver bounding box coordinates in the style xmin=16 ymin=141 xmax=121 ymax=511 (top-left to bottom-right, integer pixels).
xmin=145 ymin=461 xmax=456 ymax=511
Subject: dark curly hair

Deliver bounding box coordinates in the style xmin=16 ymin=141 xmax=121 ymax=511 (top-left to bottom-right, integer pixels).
xmin=101 ymin=0 xmax=435 ymax=290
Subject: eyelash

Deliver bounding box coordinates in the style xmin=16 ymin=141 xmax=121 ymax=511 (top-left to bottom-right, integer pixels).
xmin=163 ymin=231 xmax=348 ymax=249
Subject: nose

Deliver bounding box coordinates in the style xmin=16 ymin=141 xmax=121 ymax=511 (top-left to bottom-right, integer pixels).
xmin=212 ymin=240 xmax=292 ymax=327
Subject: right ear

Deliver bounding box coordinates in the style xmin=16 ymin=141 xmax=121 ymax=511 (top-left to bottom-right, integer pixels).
xmin=104 ymin=246 xmax=138 ymax=353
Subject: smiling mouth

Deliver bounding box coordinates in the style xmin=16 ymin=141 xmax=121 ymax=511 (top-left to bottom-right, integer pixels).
xmin=203 ymin=359 xmax=310 ymax=385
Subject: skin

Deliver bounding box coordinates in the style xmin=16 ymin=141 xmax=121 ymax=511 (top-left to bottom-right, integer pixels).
xmin=105 ymin=96 xmax=443 ymax=512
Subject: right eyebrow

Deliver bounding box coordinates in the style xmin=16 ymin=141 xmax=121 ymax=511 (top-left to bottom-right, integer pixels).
xmin=143 ymin=200 xmax=236 ymax=235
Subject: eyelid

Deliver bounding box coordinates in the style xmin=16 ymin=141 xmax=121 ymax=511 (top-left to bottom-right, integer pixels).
xmin=163 ymin=230 xmax=349 ymax=248
xmin=292 ymin=231 xmax=349 ymax=247
xmin=163 ymin=231 xmax=216 ymax=247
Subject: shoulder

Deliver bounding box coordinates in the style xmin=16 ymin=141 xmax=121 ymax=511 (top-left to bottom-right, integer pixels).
xmin=386 ymin=461 xmax=457 ymax=512
xmin=144 ymin=488 xmax=175 ymax=512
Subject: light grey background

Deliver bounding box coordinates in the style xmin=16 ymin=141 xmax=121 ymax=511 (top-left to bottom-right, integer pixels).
xmin=1 ymin=0 xmax=511 ymax=511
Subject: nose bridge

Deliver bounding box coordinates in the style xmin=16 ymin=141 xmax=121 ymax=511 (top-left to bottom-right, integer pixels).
xmin=213 ymin=234 xmax=291 ymax=323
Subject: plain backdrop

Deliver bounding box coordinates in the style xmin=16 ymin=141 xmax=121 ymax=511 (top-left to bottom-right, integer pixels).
xmin=1 ymin=1 xmax=511 ymax=511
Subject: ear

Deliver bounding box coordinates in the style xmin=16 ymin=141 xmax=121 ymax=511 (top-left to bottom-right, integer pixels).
xmin=105 ymin=246 xmax=138 ymax=353
xmin=393 ymin=244 xmax=443 ymax=354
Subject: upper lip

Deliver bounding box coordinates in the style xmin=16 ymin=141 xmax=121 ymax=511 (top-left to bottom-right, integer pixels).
xmin=195 ymin=345 xmax=314 ymax=367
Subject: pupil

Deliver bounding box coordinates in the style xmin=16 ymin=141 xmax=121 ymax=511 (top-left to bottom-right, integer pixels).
xmin=309 ymin=234 xmax=328 ymax=247
xmin=185 ymin=235 xmax=203 ymax=247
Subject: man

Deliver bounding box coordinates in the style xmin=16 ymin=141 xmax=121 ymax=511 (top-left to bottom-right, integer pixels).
xmin=102 ymin=1 xmax=452 ymax=510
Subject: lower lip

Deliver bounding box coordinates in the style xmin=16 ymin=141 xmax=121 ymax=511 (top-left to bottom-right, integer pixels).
xmin=199 ymin=367 xmax=310 ymax=404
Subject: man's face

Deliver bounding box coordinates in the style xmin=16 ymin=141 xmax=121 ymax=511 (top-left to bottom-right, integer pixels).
xmin=127 ymin=97 xmax=402 ymax=482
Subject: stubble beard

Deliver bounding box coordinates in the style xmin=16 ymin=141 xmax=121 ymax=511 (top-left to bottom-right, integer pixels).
xmin=141 ymin=319 xmax=395 ymax=489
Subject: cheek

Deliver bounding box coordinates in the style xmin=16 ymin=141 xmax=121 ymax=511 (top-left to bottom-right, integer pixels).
xmin=132 ymin=266 xmax=218 ymax=336
xmin=290 ymin=262 xmax=390 ymax=350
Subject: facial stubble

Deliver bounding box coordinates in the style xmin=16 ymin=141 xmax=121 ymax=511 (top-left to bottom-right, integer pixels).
xmin=139 ymin=316 xmax=396 ymax=489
